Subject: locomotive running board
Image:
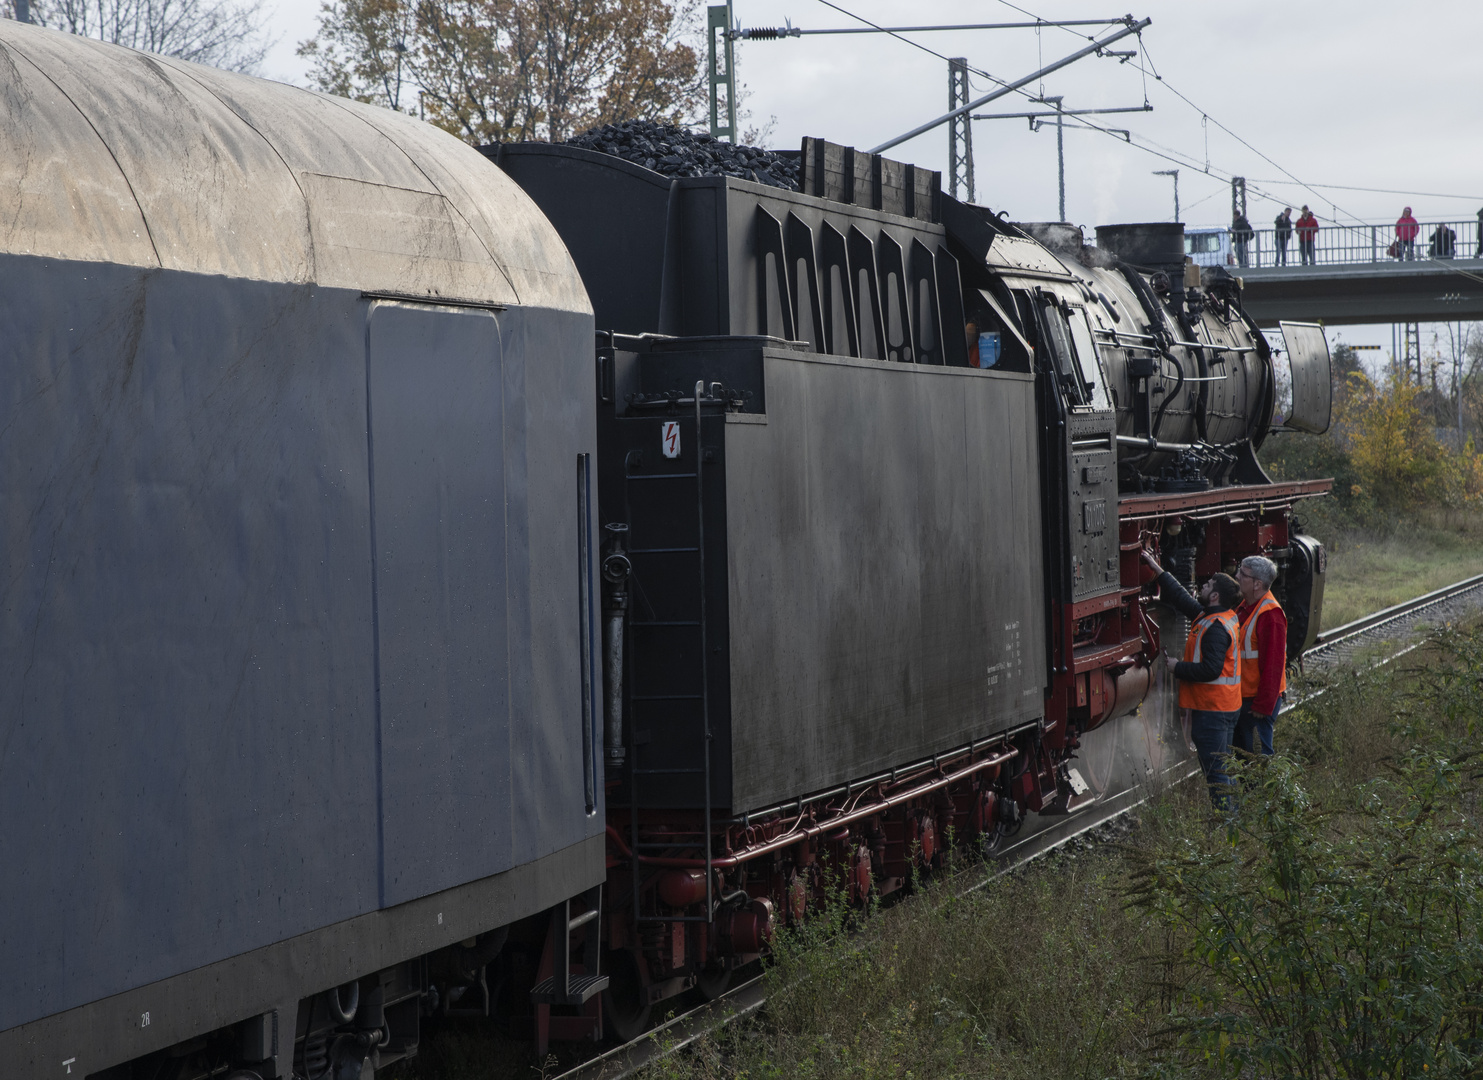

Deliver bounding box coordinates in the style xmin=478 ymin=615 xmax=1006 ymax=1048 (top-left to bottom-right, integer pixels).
xmin=1118 ymin=478 xmax=1332 ymax=522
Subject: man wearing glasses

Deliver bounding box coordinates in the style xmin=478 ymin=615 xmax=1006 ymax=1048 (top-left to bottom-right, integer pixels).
xmin=1141 ymin=551 xmax=1244 ymax=806
xmin=1233 ymin=556 xmax=1287 ymax=756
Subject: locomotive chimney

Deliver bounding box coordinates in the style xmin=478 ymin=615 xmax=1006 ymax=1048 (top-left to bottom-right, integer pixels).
xmin=1095 ymin=222 xmax=1188 ymax=297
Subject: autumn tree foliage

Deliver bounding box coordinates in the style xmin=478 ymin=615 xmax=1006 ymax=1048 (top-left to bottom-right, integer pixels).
xmin=1342 ymin=372 xmax=1458 ymax=508
xmin=298 ymin=0 xmax=705 ymax=145
xmin=1264 ymin=342 xmax=1483 ymax=525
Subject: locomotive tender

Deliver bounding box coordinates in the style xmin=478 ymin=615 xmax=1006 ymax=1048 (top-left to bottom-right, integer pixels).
xmin=0 ymin=20 xmax=1331 ymax=1079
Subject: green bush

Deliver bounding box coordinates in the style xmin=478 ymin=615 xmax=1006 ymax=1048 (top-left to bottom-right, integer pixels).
xmin=1129 ymin=749 xmax=1483 ymax=1078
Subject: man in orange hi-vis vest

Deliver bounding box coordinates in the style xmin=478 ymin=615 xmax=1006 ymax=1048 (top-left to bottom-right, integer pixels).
xmin=1234 ymin=555 xmax=1288 ymax=757
xmin=1142 ymin=551 xmax=1244 ymax=807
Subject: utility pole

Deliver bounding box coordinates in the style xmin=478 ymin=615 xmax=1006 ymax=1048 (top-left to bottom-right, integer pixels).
xmin=1395 ymin=322 xmax=1421 ymax=384
xmin=1043 ymin=96 xmax=1066 ymax=221
xmin=1450 ymin=321 xmax=1467 ymax=436
xmin=1230 ymin=177 xmax=1246 ymax=222
xmin=707 ymin=2 xmax=736 ymax=141
xmin=15 ymin=0 xmax=30 ymax=21
xmin=947 ymin=58 xmax=975 ymax=202
xmin=1154 ymin=169 xmax=1179 ymax=222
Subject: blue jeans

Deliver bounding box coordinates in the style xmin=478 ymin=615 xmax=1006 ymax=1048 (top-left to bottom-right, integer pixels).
xmin=1234 ymin=708 xmax=1275 ymax=756
xmin=1190 ymin=708 xmax=1240 ymax=807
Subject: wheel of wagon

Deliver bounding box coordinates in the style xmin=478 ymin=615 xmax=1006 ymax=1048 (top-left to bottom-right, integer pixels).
xmin=601 ymin=949 xmax=652 ymax=1043
xmin=696 ymin=962 xmax=732 ymax=1001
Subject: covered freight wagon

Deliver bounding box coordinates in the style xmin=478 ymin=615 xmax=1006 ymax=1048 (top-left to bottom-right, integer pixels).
xmin=0 ymin=20 xmax=603 ymax=1078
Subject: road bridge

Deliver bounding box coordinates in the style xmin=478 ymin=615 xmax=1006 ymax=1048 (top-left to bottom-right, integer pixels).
xmin=1183 ymin=214 xmax=1483 ymax=326
xmin=1238 ymin=258 xmax=1483 ymax=326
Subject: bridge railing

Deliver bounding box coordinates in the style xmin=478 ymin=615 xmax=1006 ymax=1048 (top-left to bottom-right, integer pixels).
xmin=1227 ymin=219 xmax=1481 ymax=269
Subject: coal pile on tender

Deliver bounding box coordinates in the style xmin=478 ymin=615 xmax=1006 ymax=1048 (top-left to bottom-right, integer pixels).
xmin=564 ymin=119 xmax=799 ymax=190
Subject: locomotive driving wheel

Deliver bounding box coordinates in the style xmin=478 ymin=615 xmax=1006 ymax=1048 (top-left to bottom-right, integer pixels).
xmin=601 ymin=948 xmax=652 ymax=1043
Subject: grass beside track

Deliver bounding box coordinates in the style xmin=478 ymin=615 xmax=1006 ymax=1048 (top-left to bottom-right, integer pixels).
xmin=1320 ymin=520 xmax=1483 ymax=628
xmin=392 ymin=619 xmax=1483 ymax=1080
xmin=645 ymin=628 xmax=1483 ymax=1080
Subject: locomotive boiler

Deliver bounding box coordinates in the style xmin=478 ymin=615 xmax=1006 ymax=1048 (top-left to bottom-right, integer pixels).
xmin=494 ymin=136 xmax=1332 ymax=1038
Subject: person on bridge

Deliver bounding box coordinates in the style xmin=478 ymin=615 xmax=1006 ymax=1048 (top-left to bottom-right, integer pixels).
xmin=1142 ymin=550 xmax=1244 ymax=807
xmin=1396 ymin=207 xmax=1420 ymax=260
xmin=1274 ymin=207 xmax=1293 ymax=265
xmin=1430 ymin=222 xmax=1456 ymax=259
xmin=1296 ymin=206 xmax=1319 ymax=265
xmin=1234 ymin=556 xmax=1287 ymax=757
xmin=1233 ymin=211 xmax=1254 ymax=267
xmin=1477 ymin=207 xmax=1482 ymax=257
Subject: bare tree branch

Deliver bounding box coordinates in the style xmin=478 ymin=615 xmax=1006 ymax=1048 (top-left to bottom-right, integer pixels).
xmin=17 ymin=0 xmax=274 ymax=73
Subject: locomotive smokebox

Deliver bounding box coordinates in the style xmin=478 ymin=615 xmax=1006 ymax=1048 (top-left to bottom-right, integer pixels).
xmin=1094 ymin=223 xmax=1186 ymax=276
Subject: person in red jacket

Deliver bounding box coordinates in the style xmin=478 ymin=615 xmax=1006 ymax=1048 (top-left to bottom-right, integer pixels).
xmin=1396 ymin=206 xmax=1420 ymax=260
xmin=1295 ymin=206 xmax=1319 ymax=265
xmin=1234 ymin=556 xmax=1287 ymax=756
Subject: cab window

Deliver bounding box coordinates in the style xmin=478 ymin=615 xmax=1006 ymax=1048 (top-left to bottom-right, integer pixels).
xmin=1065 ymin=305 xmax=1112 ymax=411
xmin=1038 ymin=299 xmax=1087 ymax=406
xmin=965 ymin=287 xmax=1032 ymax=373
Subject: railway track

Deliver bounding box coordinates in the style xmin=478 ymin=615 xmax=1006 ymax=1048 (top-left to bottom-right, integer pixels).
xmin=1298 ymin=572 xmax=1483 ymax=676
xmin=542 ymin=572 xmax=1483 ymax=1080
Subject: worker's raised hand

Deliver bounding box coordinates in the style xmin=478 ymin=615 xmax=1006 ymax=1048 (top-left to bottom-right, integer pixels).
xmin=1165 ymin=653 xmax=1179 ymax=672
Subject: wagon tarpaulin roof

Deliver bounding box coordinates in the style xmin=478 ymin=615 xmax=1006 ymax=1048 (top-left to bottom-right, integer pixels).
xmin=0 ymin=19 xmax=589 ymax=314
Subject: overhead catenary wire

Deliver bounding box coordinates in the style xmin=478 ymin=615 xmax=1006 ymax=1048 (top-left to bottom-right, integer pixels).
xmin=811 ymin=0 xmax=1127 ymax=103
xmin=811 ymin=0 xmax=1453 ymax=229
xmin=808 ymin=0 xmax=1264 ymax=212
xmin=809 ymin=0 xmax=1159 ymax=163
xmin=1129 ymin=35 xmax=1366 ymax=227
xmin=737 ymin=19 xmax=1130 ymax=36
xmin=867 ymin=17 xmax=1152 ymax=153
xmin=801 ymin=0 xmax=1225 ymax=194
xmin=991 ymin=0 xmax=1371 ymax=226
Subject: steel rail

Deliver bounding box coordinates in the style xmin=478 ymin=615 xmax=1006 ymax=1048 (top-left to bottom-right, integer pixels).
xmin=1285 ymin=571 xmax=1483 ymax=716
xmin=1309 ymin=572 xmax=1483 ymax=650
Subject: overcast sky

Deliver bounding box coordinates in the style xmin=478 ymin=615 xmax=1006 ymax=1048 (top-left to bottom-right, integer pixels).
xmin=265 ymin=1 xmax=1483 ymax=227
xmin=263 ymin=0 xmax=1483 ymax=354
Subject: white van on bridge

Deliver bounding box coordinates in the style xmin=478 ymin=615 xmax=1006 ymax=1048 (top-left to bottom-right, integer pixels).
xmin=1185 ymin=226 xmax=1232 ymax=267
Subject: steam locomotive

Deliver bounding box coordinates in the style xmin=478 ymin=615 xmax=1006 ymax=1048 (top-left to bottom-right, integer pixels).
xmin=0 ymin=21 xmax=1330 ymax=1079
xmin=493 ymin=137 xmax=1333 ymax=1043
